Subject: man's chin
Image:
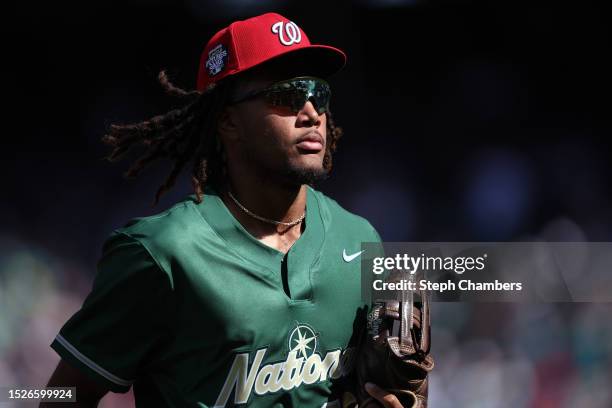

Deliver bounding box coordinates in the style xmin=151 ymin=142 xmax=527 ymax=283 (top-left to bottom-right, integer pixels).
xmin=283 ymin=165 xmax=329 ymax=186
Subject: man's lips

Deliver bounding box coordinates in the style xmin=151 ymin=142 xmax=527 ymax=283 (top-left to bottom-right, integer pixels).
xmin=296 ymin=131 xmax=324 ymax=152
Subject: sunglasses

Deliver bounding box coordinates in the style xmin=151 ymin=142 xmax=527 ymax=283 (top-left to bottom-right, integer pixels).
xmin=228 ymin=76 xmax=331 ymax=114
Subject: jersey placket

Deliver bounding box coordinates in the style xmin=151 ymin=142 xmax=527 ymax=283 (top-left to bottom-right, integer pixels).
xmin=196 ymin=186 xmax=324 ymax=303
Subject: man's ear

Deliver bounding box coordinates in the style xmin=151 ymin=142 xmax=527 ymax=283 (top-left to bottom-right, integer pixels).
xmin=217 ymin=106 xmax=240 ymax=141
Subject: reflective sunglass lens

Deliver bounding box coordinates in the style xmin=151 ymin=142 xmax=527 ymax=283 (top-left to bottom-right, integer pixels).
xmin=263 ymin=78 xmax=331 ymax=114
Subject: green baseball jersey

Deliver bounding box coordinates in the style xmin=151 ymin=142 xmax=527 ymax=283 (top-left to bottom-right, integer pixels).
xmin=51 ymin=186 xmax=381 ymax=407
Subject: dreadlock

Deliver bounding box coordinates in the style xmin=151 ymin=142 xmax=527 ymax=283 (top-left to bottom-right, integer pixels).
xmin=101 ymin=70 xmax=344 ymax=205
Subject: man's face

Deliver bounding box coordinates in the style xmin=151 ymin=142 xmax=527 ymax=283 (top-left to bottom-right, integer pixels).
xmin=219 ymin=67 xmax=329 ymax=187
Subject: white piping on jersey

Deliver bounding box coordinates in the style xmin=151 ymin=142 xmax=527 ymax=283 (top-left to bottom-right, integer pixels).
xmin=55 ymin=334 xmax=133 ymax=387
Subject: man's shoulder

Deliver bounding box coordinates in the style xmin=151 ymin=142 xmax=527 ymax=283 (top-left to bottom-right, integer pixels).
xmin=116 ymin=196 xmax=198 ymax=236
xmin=108 ymin=195 xmax=211 ymax=259
xmin=309 ymin=187 xmax=380 ymax=241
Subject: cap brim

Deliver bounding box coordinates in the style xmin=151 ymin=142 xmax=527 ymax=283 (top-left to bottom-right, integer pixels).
xmin=248 ymin=45 xmax=347 ymax=80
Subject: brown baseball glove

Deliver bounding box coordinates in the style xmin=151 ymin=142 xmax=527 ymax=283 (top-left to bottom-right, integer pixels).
xmin=353 ymin=289 xmax=434 ymax=408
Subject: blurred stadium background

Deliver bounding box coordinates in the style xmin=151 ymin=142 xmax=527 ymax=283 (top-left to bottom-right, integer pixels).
xmin=1 ymin=0 xmax=611 ymax=406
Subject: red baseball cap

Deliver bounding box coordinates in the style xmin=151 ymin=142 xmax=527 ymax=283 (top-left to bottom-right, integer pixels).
xmin=196 ymin=12 xmax=347 ymax=92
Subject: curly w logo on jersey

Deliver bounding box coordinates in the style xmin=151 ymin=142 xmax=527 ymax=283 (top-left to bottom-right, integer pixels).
xmin=214 ymin=324 xmax=349 ymax=407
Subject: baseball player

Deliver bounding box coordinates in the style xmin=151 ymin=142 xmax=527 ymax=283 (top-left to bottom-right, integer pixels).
xmin=43 ymin=12 xmax=432 ymax=408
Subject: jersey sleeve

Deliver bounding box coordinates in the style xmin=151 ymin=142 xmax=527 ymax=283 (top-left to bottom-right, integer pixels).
xmin=51 ymin=231 xmax=175 ymax=393
xmin=365 ymin=221 xmax=384 ymax=256
xmin=368 ymin=223 xmax=383 ymax=244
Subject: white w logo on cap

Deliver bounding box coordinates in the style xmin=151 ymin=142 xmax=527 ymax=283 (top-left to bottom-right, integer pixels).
xmin=271 ymin=21 xmax=302 ymax=46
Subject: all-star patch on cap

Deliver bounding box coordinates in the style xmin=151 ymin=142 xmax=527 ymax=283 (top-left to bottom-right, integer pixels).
xmin=196 ymin=12 xmax=347 ymax=92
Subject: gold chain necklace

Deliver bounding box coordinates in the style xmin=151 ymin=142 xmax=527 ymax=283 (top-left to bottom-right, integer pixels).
xmin=227 ymin=191 xmax=306 ymax=227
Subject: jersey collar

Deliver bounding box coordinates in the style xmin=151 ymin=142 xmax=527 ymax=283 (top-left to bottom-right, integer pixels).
xmin=192 ymin=186 xmax=325 ymax=285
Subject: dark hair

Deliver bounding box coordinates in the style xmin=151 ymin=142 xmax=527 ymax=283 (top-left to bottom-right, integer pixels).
xmin=101 ymin=70 xmax=343 ymax=205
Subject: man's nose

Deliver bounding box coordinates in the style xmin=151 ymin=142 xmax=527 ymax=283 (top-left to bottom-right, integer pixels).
xmin=297 ymin=99 xmax=321 ymax=127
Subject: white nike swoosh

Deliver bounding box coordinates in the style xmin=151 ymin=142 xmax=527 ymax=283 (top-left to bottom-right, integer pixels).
xmin=343 ymin=249 xmax=365 ymax=262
